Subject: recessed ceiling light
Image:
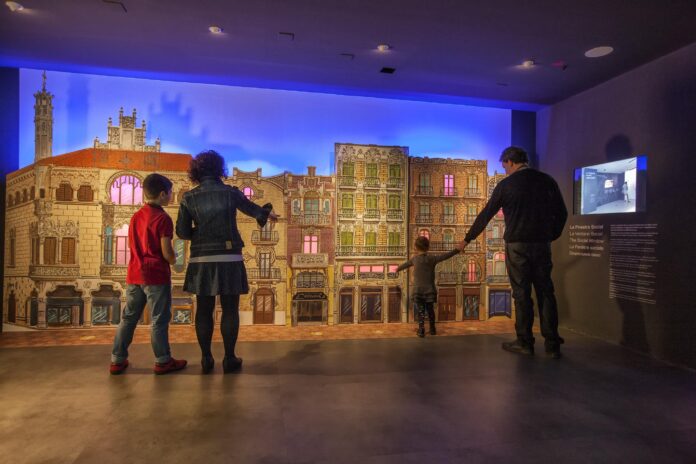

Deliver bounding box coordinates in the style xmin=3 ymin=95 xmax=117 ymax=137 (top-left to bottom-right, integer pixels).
xmin=521 ymin=59 xmax=535 ymax=68
xmin=5 ymin=1 xmax=24 ymax=11
xmin=208 ymin=25 xmax=224 ymax=34
xmin=377 ymin=44 xmax=391 ymax=52
xmin=585 ymin=46 xmax=613 ymax=58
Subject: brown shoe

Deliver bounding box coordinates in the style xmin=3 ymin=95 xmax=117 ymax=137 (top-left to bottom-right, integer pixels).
xmin=154 ymin=357 xmax=187 ymax=375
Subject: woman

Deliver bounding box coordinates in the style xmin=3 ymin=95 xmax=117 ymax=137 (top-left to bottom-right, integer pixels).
xmin=176 ymin=150 xmax=278 ymax=373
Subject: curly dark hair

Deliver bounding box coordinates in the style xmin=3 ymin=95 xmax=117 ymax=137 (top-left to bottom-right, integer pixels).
xmin=415 ymin=236 xmax=430 ymax=252
xmin=188 ymin=150 xmax=228 ymax=183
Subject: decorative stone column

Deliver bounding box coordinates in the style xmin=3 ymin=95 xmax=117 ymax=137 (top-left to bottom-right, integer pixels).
xmin=83 ymin=296 xmax=92 ymax=328
xmin=37 ymin=297 xmax=47 ymax=328
xmin=71 ymin=305 xmax=80 ymax=327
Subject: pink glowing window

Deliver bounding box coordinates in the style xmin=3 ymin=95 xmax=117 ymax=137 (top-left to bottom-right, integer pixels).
xmin=444 ymin=174 xmax=454 ymax=196
xmin=494 ymin=252 xmax=505 ymax=261
xmin=242 ymin=187 xmax=254 ymax=199
xmin=115 ymin=225 xmax=130 ymax=265
xmin=110 ymin=175 xmax=142 ymax=205
xmin=388 ymin=264 xmax=398 ymax=273
xmin=467 ymin=261 xmax=477 ymax=282
xmin=303 ymin=235 xmax=319 ymax=254
xmin=419 ymin=229 xmax=430 ymax=239
xmin=371 ymin=265 xmax=384 ymax=273
xmin=359 ymin=265 xmax=371 ymax=273
xmin=496 ymin=209 xmax=504 ymax=218
xmin=342 ymin=265 xmax=355 ymax=273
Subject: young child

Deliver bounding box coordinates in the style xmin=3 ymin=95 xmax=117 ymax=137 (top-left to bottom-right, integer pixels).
xmin=110 ymin=173 xmax=187 ymax=375
xmin=397 ymin=236 xmax=460 ymax=337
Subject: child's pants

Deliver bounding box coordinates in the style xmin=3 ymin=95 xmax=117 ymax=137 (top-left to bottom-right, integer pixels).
xmin=111 ymin=284 xmax=172 ymax=364
xmin=414 ymin=301 xmax=435 ymax=328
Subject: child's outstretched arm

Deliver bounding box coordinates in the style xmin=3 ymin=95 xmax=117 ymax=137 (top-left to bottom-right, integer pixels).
xmin=434 ymin=249 xmax=459 ymax=263
xmin=396 ymin=259 xmax=413 ymax=272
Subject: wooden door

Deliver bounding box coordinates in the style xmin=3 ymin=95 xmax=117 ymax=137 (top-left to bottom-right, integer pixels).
xmin=388 ymin=287 xmax=401 ymax=323
xmin=360 ymin=289 xmax=382 ymax=322
xmin=7 ymin=293 xmax=16 ymax=323
xmin=339 ymin=291 xmax=353 ymax=323
xmin=462 ymin=287 xmax=480 ymax=320
xmin=254 ymin=289 xmax=274 ymax=324
xmin=437 ymin=288 xmax=456 ymax=321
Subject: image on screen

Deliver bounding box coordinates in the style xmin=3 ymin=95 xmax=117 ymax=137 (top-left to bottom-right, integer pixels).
xmin=573 ymin=155 xmax=647 ymax=215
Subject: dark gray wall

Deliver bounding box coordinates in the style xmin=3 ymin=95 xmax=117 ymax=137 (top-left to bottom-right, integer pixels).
xmin=537 ymin=42 xmax=696 ymax=368
xmin=0 ymin=67 xmax=20 ymax=333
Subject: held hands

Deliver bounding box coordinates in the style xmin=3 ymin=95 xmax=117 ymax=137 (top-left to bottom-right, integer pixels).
xmin=456 ymin=240 xmax=470 ymax=252
xmin=268 ymin=211 xmax=280 ymax=223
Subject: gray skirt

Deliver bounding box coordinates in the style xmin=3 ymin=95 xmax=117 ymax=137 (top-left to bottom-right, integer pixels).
xmin=183 ymin=261 xmax=249 ymax=296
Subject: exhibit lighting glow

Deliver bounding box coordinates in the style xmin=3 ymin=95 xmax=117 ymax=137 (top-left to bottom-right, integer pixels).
xmin=521 ymin=60 xmax=535 ymax=68
xmin=5 ymin=1 xmax=24 ymax=11
xmin=584 ymin=46 xmax=614 ymax=58
xmin=208 ymin=25 xmax=223 ymax=34
xmin=377 ymin=44 xmax=391 ymax=52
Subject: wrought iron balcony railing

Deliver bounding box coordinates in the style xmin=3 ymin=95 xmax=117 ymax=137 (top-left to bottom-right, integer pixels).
xmin=359 ymin=271 xmax=385 ymax=279
xmin=338 ymin=176 xmax=356 ymax=187
xmin=30 ymin=264 xmax=80 ymax=280
xmin=387 ymin=209 xmax=403 ymax=221
xmin=336 ymin=245 xmax=405 ymax=256
xmin=338 ymin=208 xmax=355 ymax=219
xmin=465 ymin=242 xmax=482 ymax=253
xmin=487 ymin=275 xmax=509 ymax=283
xmin=428 ymin=241 xmax=458 ymax=252
xmin=464 ymin=214 xmax=478 ymax=224
xmin=363 ymin=177 xmax=380 ymax=188
xmin=247 ymin=268 xmax=281 ymax=280
xmin=250 ymin=230 xmax=279 ymax=244
xmin=440 ymin=187 xmax=457 ymax=197
xmin=415 ymin=213 xmax=432 ymax=224
xmin=290 ymin=212 xmax=331 ymax=226
xmin=487 ymin=238 xmax=505 ymax=247
xmin=461 ymin=271 xmax=483 ymax=283
xmin=363 ymin=209 xmax=380 ymax=220
xmin=440 ymin=214 xmax=456 ymax=224
xmin=462 ymin=188 xmax=482 ymax=197
xmin=437 ymin=271 xmax=459 ymax=283
xmin=415 ymin=186 xmax=433 ymax=196
xmin=387 ymin=178 xmax=403 ymax=189
xmin=295 ymin=277 xmax=326 ymax=288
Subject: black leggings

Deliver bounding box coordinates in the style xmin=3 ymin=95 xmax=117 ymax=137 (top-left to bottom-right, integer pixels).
xmin=195 ymin=294 xmax=240 ymax=359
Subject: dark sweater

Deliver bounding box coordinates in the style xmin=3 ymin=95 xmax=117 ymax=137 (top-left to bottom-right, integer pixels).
xmin=464 ymin=168 xmax=567 ymax=243
xmin=397 ymin=249 xmax=459 ymax=302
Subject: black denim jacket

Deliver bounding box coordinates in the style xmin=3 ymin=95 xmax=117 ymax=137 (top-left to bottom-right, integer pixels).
xmin=176 ymin=177 xmax=271 ymax=257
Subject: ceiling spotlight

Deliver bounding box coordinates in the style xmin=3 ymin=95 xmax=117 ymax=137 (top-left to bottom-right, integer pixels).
xmin=208 ymin=25 xmax=224 ymax=34
xmin=585 ymin=46 xmax=614 ymax=58
xmin=521 ymin=59 xmax=535 ymax=68
xmin=5 ymin=1 xmax=24 ymax=11
xmin=377 ymin=44 xmax=391 ymax=52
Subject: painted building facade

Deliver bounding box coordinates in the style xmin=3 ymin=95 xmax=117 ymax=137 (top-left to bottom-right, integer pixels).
xmin=286 ymin=166 xmax=336 ymax=325
xmin=484 ymin=172 xmax=513 ymax=318
xmin=333 ymin=143 xmax=409 ymax=324
xmin=407 ymin=157 xmax=488 ymax=321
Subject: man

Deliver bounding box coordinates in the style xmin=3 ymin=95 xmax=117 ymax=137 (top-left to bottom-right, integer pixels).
xmin=458 ymin=146 xmax=568 ymax=358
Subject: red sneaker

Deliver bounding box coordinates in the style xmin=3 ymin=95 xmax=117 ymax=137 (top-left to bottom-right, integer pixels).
xmin=110 ymin=360 xmax=129 ymax=375
xmin=153 ymin=357 xmax=187 ymax=375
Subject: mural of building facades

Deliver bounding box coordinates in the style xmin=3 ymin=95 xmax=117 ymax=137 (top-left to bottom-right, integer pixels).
xmin=3 ymin=77 xmax=513 ymax=330
xmin=408 ymin=157 xmax=489 ymax=322
xmin=286 ymin=167 xmax=336 ymax=325
xmin=333 ymin=143 xmax=410 ymax=324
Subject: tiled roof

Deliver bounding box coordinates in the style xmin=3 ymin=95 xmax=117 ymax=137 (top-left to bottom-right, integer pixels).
xmin=8 ymin=148 xmax=192 ymax=179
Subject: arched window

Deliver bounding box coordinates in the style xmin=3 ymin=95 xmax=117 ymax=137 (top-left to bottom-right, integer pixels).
xmin=492 ymin=225 xmax=500 ymax=239
xmin=304 ymin=193 xmax=319 ymax=213
xmin=30 ymin=186 xmax=35 ymax=199
xmin=22 ymin=189 xmax=28 ymax=202
xmin=110 ymin=175 xmax=142 ymax=205
xmin=103 ymin=226 xmax=113 ymax=265
xmin=493 ymin=252 xmax=506 ymax=276
xmin=77 ymin=185 xmax=93 ymax=202
xmin=56 ymin=183 xmax=73 ymax=201
xmin=14 ymin=191 xmax=21 ymax=204
xmin=468 ymin=174 xmax=478 ymax=189
xmin=466 ymin=260 xmax=479 ymax=282
xmin=443 ymin=230 xmax=454 ymax=244
xmin=419 ymin=229 xmax=430 ymax=239
xmin=61 ymin=237 xmax=76 ymax=264
xmin=115 ymin=225 xmax=130 ymax=265
xmin=242 ymin=186 xmax=254 ymax=199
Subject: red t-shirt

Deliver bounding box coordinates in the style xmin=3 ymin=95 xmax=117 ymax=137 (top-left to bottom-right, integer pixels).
xmin=126 ymin=203 xmax=173 ymax=285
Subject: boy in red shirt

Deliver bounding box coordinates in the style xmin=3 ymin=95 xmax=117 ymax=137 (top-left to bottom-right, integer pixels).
xmin=110 ymin=173 xmax=187 ymax=375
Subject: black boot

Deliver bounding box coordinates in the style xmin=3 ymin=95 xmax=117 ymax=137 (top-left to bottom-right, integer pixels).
xmin=222 ymin=356 xmax=243 ymax=373
xmin=429 ymin=321 xmax=437 ymax=335
xmin=201 ymin=355 xmax=215 ymax=374
xmin=545 ymin=337 xmax=564 ymax=359
xmin=502 ymin=339 xmax=534 ymax=356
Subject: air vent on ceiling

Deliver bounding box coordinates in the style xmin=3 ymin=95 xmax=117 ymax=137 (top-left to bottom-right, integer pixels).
xmin=380 ymin=67 xmax=396 ymax=74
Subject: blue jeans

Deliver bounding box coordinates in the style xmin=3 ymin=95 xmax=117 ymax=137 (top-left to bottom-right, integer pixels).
xmin=111 ymin=284 xmax=172 ymax=364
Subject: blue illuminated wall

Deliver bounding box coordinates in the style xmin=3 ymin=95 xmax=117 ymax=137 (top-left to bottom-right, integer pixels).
xmin=19 ymin=69 xmax=512 ymax=175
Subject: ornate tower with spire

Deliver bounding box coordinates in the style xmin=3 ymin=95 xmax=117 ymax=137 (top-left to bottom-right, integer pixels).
xmin=33 ymin=71 xmax=54 ymax=162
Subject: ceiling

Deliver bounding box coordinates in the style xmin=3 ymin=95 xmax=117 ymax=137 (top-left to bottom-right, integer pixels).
xmin=1 ymin=0 xmax=695 ymax=109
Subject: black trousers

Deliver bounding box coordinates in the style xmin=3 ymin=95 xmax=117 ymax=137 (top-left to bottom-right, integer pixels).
xmin=505 ymin=242 xmax=562 ymax=348
xmin=195 ymin=294 xmax=240 ymax=359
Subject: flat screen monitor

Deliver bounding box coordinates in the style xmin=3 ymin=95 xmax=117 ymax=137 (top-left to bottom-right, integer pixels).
xmin=573 ymin=155 xmax=647 ymax=215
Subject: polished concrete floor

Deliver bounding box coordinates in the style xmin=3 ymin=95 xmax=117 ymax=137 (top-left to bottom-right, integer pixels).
xmin=1 ymin=332 xmax=695 ymax=464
